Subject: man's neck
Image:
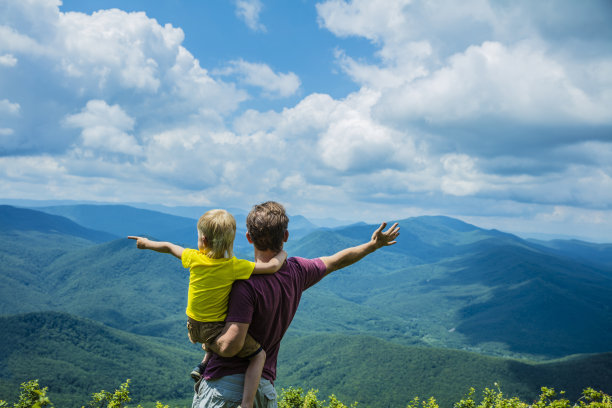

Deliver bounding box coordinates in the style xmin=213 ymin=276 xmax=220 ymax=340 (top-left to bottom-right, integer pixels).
xmin=253 ymin=248 xmax=281 ymax=263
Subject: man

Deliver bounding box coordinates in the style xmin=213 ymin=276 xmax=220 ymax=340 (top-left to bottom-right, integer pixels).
xmin=193 ymin=201 xmax=400 ymax=408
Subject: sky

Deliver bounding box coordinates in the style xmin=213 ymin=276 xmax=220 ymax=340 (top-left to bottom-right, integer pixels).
xmin=1 ymin=0 xmax=612 ymax=241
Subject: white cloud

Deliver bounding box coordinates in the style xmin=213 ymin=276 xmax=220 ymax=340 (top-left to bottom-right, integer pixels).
xmin=315 ymin=89 xmax=411 ymax=173
xmin=318 ymin=0 xmax=612 ymax=127
xmin=316 ymin=0 xmax=413 ymax=42
xmin=234 ymin=0 xmax=266 ymax=32
xmin=1 ymin=0 xmax=611 ymax=241
xmin=0 ymin=1 xmax=248 ymax=157
xmin=55 ymin=9 xmax=184 ymax=92
xmin=0 ymin=99 xmax=20 ymax=115
xmin=64 ymin=100 xmax=142 ymax=156
xmin=440 ymin=154 xmax=483 ymax=196
xmin=219 ymin=59 xmax=301 ymax=98
xmin=0 ymin=54 xmax=17 ymax=66
xmin=376 ymin=41 xmax=612 ymax=125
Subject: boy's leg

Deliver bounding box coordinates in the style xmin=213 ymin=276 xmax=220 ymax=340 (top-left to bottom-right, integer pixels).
xmin=190 ymin=348 xmax=212 ymax=380
xmin=187 ymin=320 xmax=225 ymax=381
xmin=241 ymin=349 xmax=266 ymax=408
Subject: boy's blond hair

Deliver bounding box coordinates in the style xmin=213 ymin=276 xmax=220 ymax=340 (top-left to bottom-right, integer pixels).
xmin=197 ymin=209 xmax=236 ymax=259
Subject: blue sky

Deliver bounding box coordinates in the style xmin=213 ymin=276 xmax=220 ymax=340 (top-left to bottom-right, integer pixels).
xmin=1 ymin=0 xmax=612 ymax=241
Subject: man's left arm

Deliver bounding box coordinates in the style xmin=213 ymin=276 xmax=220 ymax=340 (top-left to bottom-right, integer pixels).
xmin=319 ymin=222 xmax=399 ymax=275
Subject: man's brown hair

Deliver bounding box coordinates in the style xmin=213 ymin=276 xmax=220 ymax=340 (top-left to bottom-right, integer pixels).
xmin=246 ymin=201 xmax=289 ymax=252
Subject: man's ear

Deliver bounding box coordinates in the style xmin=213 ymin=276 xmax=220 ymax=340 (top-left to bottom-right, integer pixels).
xmin=246 ymin=232 xmax=254 ymax=244
xmin=283 ymin=230 xmax=289 ymax=242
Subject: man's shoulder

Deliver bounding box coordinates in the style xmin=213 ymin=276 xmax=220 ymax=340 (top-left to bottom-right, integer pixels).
xmin=287 ymin=256 xmax=325 ymax=268
xmin=280 ymin=256 xmax=325 ymax=275
xmin=237 ymin=257 xmax=324 ymax=286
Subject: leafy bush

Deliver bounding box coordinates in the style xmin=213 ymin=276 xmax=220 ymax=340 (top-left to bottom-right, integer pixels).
xmin=0 ymin=380 xmax=169 ymax=408
xmin=1 ymin=380 xmax=610 ymax=408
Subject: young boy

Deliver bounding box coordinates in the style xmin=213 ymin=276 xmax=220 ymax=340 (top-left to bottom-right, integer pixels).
xmin=128 ymin=209 xmax=286 ymax=408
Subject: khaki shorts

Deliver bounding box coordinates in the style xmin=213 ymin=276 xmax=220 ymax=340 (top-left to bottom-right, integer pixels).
xmin=186 ymin=318 xmax=261 ymax=359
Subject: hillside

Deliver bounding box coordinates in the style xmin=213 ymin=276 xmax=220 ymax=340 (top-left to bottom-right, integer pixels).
xmin=0 ymin=206 xmax=117 ymax=315
xmin=1 ymin=314 xmax=610 ymax=408
xmin=288 ymin=217 xmax=612 ymax=357
xmin=1 ymin=205 xmax=612 ymax=359
xmin=43 ymin=238 xmax=190 ymax=338
xmin=0 ymin=312 xmax=200 ymax=407
xmin=38 ymin=204 xmax=198 ymax=246
xmin=529 ymin=238 xmax=612 ymax=269
xmin=277 ymin=334 xmax=612 ymax=408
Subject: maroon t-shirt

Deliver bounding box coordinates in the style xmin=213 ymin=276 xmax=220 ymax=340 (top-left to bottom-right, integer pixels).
xmin=203 ymin=256 xmax=327 ymax=382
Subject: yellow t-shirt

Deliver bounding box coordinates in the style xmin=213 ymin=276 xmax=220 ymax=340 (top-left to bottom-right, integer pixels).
xmin=182 ymin=248 xmax=255 ymax=322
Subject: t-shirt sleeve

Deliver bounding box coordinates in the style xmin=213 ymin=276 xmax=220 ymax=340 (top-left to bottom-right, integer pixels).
xmin=225 ymin=280 xmax=255 ymax=324
xmin=294 ymin=257 xmax=328 ymax=290
xmin=181 ymin=248 xmax=197 ymax=268
xmin=233 ymin=258 xmax=255 ymax=280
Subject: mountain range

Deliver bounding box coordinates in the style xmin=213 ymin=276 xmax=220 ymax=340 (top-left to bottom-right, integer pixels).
xmin=0 ymin=203 xmax=611 ymax=406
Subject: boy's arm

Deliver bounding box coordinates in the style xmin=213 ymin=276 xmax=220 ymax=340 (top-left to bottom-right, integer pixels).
xmin=127 ymin=236 xmax=184 ymax=260
xmin=252 ymin=250 xmax=287 ymax=274
xmin=319 ymin=222 xmax=399 ymax=275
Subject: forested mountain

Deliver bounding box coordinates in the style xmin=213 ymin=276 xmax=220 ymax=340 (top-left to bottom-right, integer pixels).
xmin=287 ymin=216 xmax=612 ymax=357
xmin=2 ymin=205 xmax=612 ymax=357
xmin=529 ymin=238 xmax=612 ymax=269
xmin=1 ymin=204 xmax=611 ymax=407
xmin=0 ymin=312 xmax=199 ymax=407
xmin=39 ymin=204 xmax=197 ymax=246
xmin=277 ymin=334 xmax=612 ymax=408
xmin=1 ymin=312 xmax=610 ymax=408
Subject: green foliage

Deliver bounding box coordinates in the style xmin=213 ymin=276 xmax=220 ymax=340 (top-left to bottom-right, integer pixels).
xmin=453 ymin=385 xmax=529 ymax=408
xmin=2 ymin=380 xmax=611 ymax=408
xmin=578 ymin=388 xmax=612 ymax=408
xmin=83 ymin=380 xmax=134 ymax=408
xmin=278 ymin=387 xmax=357 ymax=408
xmin=0 ymin=380 xmax=177 ymax=408
xmin=452 ymin=386 xmax=612 ymax=408
xmin=277 ymin=386 xmax=612 ymax=408
xmin=12 ymin=380 xmax=51 ymax=408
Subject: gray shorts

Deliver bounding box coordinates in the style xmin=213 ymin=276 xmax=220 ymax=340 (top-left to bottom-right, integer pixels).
xmin=193 ymin=374 xmax=277 ymax=408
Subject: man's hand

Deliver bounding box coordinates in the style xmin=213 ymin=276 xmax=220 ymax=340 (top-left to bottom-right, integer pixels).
xmin=371 ymin=222 xmax=400 ymax=249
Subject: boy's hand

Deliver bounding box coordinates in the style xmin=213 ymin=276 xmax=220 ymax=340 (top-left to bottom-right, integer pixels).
xmin=127 ymin=236 xmax=151 ymax=249
xmin=127 ymin=236 xmax=184 ymax=259
xmin=371 ymin=222 xmax=400 ymax=249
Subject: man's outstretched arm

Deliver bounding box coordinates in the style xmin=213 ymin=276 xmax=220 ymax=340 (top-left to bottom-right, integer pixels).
xmin=320 ymin=222 xmax=400 ymax=275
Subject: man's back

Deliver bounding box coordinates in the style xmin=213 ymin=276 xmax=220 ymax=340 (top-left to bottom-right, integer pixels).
xmin=204 ymin=256 xmax=327 ymax=382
